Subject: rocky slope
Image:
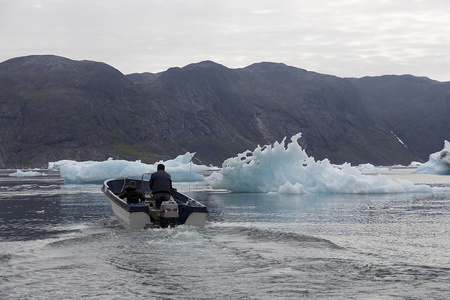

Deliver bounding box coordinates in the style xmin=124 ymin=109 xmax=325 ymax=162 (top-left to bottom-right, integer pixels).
xmin=0 ymin=55 xmax=447 ymax=168
xmin=349 ymin=75 xmax=450 ymax=160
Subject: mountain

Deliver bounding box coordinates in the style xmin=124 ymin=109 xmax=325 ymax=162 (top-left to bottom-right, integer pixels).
xmin=0 ymin=55 xmax=149 ymax=167
xmin=349 ymin=75 xmax=450 ymax=160
xmin=135 ymin=61 xmax=416 ymax=165
xmin=0 ymin=55 xmax=447 ymax=168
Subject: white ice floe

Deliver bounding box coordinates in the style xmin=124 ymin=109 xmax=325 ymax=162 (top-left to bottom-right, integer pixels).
xmin=9 ymin=170 xmax=45 ymax=177
xmin=414 ymin=140 xmax=450 ymax=175
xmin=48 ymin=153 xmax=215 ymax=183
xmin=208 ymin=133 xmax=432 ymax=194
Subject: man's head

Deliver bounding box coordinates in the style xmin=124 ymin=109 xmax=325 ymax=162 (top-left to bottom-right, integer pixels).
xmin=129 ymin=181 xmax=136 ymax=187
xmin=157 ymin=164 xmax=165 ymax=171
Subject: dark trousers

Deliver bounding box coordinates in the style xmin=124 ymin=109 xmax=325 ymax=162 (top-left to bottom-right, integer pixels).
xmin=153 ymin=192 xmax=170 ymax=207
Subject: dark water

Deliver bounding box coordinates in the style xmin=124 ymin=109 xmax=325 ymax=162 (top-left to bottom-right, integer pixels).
xmin=1 ymin=170 xmax=449 ymax=299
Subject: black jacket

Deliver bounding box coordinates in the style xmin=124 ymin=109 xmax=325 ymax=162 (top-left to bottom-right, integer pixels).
xmin=149 ymin=170 xmax=172 ymax=194
xmin=119 ymin=185 xmax=145 ymax=203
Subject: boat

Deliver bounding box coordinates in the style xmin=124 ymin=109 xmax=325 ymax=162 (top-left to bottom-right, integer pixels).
xmin=101 ymin=174 xmax=207 ymax=229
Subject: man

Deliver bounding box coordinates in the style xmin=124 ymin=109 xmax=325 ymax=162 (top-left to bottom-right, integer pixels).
xmin=149 ymin=164 xmax=173 ymax=207
xmin=119 ymin=181 xmax=145 ymax=203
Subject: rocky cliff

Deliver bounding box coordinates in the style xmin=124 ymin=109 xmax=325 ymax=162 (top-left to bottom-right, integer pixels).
xmin=349 ymin=75 xmax=450 ymax=160
xmin=0 ymin=55 xmax=447 ymax=168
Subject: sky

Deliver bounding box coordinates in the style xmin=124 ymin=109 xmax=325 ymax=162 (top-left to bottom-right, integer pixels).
xmin=1 ymin=0 xmax=450 ymax=81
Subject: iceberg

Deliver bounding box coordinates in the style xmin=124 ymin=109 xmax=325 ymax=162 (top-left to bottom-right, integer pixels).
xmin=356 ymin=163 xmax=390 ymax=172
xmin=44 ymin=133 xmax=443 ymax=192
xmin=414 ymin=140 xmax=450 ymax=175
xmin=9 ymin=170 xmax=45 ymax=177
xmin=208 ymin=133 xmax=432 ymax=194
xmin=48 ymin=153 xmax=215 ymax=183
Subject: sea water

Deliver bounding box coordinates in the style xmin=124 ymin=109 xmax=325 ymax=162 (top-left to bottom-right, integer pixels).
xmin=1 ymin=169 xmax=449 ymax=299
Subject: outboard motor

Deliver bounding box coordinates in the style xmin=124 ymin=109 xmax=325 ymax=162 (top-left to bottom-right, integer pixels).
xmin=160 ymin=201 xmax=179 ymax=228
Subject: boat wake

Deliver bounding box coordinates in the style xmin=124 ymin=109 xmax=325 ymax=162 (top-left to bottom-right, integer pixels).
xmin=207 ymin=223 xmax=343 ymax=250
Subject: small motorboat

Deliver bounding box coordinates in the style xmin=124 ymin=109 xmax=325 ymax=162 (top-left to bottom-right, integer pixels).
xmin=101 ymin=174 xmax=207 ymax=229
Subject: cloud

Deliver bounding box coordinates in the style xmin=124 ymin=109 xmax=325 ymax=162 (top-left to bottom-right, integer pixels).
xmin=1 ymin=0 xmax=449 ymax=81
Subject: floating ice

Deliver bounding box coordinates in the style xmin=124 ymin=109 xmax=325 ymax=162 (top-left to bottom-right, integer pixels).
xmin=357 ymin=163 xmax=390 ymax=172
xmin=48 ymin=153 xmax=214 ymax=183
xmin=208 ymin=133 xmax=432 ymax=194
xmin=414 ymin=141 xmax=450 ymax=175
xmin=44 ymin=134 xmax=445 ymax=190
xmin=409 ymin=161 xmax=422 ymax=167
xmin=9 ymin=170 xmax=45 ymax=177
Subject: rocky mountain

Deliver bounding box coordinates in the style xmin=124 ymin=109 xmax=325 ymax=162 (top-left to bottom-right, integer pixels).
xmin=0 ymin=55 xmax=448 ymax=168
xmin=349 ymin=75 xmax=450 ymax=160
xmin=0 ymin=55 xmax=148 ymax=168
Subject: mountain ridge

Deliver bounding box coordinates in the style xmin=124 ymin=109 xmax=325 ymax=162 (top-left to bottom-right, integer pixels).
xmin=0 ymin=55 xmax=448 ymax=168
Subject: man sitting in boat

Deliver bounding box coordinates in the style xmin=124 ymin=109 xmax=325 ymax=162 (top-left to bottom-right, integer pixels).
xmin=149 ymin=164 xmax=173 ymax=207
xmin=119 ymin=181 xmax=145 ymax=203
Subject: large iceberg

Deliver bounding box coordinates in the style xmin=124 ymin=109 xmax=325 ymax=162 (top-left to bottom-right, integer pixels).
xmin=414 ymin=140 xmax=450 ymax=175
xmin=40 ymin=133 xmax=443 ymax=193
xmin=208 ymin=133 xmax=432 ymax=194
xmin=48 ymin=153 xmax=214 ymax=183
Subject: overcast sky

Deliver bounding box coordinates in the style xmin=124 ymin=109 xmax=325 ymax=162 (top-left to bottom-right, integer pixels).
xmin=1 ymin=0 xmax=449 ymax=81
